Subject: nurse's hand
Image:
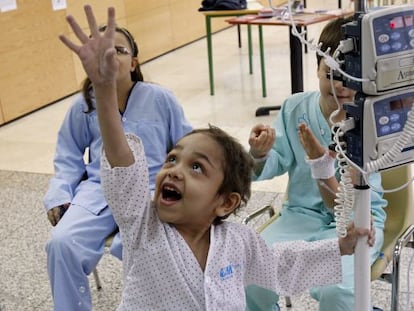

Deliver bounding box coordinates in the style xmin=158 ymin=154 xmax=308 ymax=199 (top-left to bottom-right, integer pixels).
xmin=47 ymin=203 xmax=70 ymax=226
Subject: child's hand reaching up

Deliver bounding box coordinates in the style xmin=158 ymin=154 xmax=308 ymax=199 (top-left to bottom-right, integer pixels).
xmin=59 ymin=5 xmax=118 ymax=87
xmin=338 ymin=220 xmax=376 ymax=256
xmin=58 ymin=5 xmax=134 ymax=168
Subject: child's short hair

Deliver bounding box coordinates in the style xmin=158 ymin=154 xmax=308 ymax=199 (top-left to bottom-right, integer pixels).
xmin=316 ymin=16 xmax=354 ymax=67
xmin=185 ymin=125 xmax=253 ymax=223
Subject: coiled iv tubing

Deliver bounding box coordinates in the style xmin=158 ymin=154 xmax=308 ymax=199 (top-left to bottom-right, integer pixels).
xmin=333 ymin=127 xmax=355 ymax=238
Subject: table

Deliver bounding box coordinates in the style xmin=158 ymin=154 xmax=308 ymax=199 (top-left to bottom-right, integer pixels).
xmin=200 ymin=1 xmax=265 ymax=95
xmin=227 ymin=9 xmax=354 ymax=116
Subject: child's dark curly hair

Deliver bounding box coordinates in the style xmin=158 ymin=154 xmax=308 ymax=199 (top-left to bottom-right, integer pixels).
xmin=184 ymin=125 xmax=253 ymax=224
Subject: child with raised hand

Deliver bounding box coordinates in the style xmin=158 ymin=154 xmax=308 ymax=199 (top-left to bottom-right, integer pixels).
xmin=59 ymin=6 xmax=375 ymax=310
xmin=45 ymin=7 xmax=191 ymax=311
xmin=247 ymin=17 xmax=385 ymax=311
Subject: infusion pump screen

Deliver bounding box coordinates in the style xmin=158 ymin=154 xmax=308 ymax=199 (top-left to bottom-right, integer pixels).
xmin=373 ymin=11 xmax=414 ymax=56
xmin=389 ymin=15 xmax=413 ymax=29
xmin=374 ymin=94 xmax=414 ymax=137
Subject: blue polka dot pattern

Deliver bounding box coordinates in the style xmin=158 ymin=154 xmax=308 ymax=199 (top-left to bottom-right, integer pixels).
xmin=100 ymin=134 xmax=343 ymax=310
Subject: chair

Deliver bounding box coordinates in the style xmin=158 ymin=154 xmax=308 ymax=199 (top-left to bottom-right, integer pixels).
xmin=92 ymin=230 xmax=118 ymax=291
xmin=371 ymin=164 xmax=414 ymax=311
xmin=243 ymin=164 xmax=414 ymax=310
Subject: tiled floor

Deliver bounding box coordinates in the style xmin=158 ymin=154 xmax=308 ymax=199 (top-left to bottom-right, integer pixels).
xmin=1 ymin=0 xmax=414 ymax=310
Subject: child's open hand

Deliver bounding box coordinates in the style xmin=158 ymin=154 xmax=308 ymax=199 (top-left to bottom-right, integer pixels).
xmin=338 ymin=219 xmax=376 ymax=256
xmin=298 ymin=123 xmax=332 ymax=159
xmin=59 ymin=5 xmax=118 ymax=86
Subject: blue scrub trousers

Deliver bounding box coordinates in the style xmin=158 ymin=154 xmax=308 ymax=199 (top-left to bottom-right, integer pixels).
xmin=46 ymin=204 xmax=121 ymax=311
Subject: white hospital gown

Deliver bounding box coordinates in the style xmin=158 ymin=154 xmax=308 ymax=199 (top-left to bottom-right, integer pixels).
xmin=101 ymin=134 xmax=343 ymax=311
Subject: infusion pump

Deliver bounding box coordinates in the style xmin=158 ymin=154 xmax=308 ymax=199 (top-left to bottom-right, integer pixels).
xmin=343 ymin=5 xmax=414 ymax=95
xmin=344 ymin=90 xmax=414 ymax=171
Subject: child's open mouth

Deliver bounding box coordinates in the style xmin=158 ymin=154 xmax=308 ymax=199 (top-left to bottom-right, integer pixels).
xmin=162 ymin=185 xmax=182 ymax=201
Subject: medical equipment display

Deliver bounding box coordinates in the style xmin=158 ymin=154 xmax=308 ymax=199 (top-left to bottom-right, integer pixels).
xmin=343 ymin=5 xmax=414 ymax=95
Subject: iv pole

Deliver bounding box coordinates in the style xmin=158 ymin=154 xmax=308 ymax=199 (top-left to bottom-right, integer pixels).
xmin=353 ymin=2 xmax=371 ymax=310
xmin=353 ymin=175 xmax=371 ymax=311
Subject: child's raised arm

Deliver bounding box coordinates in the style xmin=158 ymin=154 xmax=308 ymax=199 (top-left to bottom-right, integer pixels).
xmin=59 ymin=5 xmax=134 ymax=168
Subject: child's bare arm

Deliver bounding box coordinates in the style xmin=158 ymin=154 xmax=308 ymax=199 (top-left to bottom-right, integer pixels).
xmin=59 ymin=5 xmax=133 ymax=168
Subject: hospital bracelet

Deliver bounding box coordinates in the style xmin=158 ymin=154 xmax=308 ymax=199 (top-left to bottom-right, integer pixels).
xmin=305 ymin=151 xmax=335 ymax=179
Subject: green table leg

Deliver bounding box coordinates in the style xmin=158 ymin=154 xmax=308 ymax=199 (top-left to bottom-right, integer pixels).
xmin=258 ymin=25 xmax=267 ymax=98
xmin=248 ymin=24 xmax=253 ymax=74
xmin=237 ymin=25 xmax=242 ymax=47
xmin=206 ymin=16 xmax=215 ymax=95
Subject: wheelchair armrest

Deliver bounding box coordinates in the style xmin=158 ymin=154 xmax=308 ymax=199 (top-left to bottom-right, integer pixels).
xmin=242 ymin=205 xmax=276 ymax=225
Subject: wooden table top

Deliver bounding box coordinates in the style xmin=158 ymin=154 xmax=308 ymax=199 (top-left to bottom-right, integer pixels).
xmin=226 ymin=8 xmax=354 ymax=26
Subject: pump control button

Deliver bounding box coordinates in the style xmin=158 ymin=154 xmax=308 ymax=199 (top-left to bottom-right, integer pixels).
xmin=379 ymin=44 xmax=391 ymax=53
xmin=391 ymin=123 xmax=401 ymax=131
xmin=378 ymin=34 xmax=389 ymax=43
xmin=390 ymin=113 xmax=400 ymax=122
xmin=392 ymin=41 xmax=402 ymax=50
xmin=379 ymin=116 xmax=389 ymax=125
xmin=391 ymin=32 xmax=401 ymax=40
xmin=380 ymin=125 xmax=391 ymax=135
